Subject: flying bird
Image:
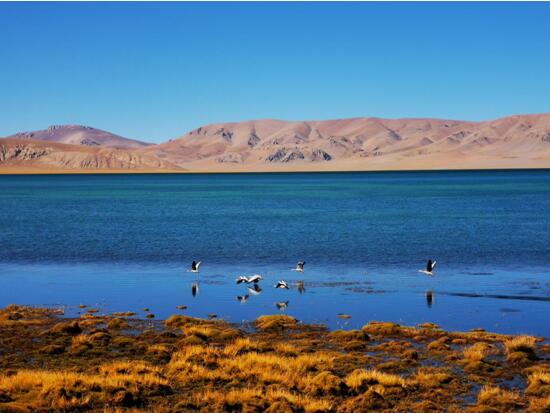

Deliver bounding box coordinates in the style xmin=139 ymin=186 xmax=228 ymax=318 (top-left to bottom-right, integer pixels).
xmin=292 ymin=261 xmax=306 ymax=273
xmin=236 ymin=275 xmax=263 ymax=284
xmin=275 ymin=280 xmax=290 ymax=289
xmin=189 ymin=260 xmax=202 ymax=273
xmin=419 ymin=259 xmax=437 ymax=276
xmin=236 ymin=276 xmax=249 ymax=284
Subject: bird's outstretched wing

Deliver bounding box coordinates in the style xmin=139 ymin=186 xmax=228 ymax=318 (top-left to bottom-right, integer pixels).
xmin=191 ymin=261 xmax=197 ymax=271
xmin=196 ymin=261 xmax=202 ymax=270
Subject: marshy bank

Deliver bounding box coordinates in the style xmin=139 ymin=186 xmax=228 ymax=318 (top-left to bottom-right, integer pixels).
xmin=0 ymin=305 xmax=548 ymax=412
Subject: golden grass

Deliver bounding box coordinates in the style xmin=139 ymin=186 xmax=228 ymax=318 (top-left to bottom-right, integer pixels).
xmin=182 ymin=324 xmax=240 ymax=342
xmin=71 ymin=333 xmax=94 ymax=348
xmin=527 ymin=370 xmax=550 ymax=396
xmin=504 ymin=335 xmax=537 ymax=355
xmin=1 ymin=304 xmax=548 ymax=412
xmin=195 ymin=388 xmax=332 ymax=413
xmin=362 ymin=321 xmax=402 ymax=335
xmin=476 ymin=385 xmax=523 ymax=409
xmin=345 ymin=369 xmax=406 ymax=391
xmin=0 ymin=361 xmax=169 ymax=409
xmin=529 ymin=395 xmax=550 ymax=412
xmin=165 ymin=314 xmax=206 ymax=328
xmin=463 ymin=342 xmax=492 ymax=362
xmin=413 ymin=369 xmax=453 ymax=388
xmin=223 ymin=337 xmax=263 ymax=356
xmin=255 ymin=314 xmax=298 ymax=330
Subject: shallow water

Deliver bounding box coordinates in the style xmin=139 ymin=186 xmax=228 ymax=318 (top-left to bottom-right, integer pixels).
xmin=0 ymin=171 xmax=549 ymax=336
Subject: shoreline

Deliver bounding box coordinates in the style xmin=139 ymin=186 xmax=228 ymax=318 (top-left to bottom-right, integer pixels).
xmin=1 ymin=305 xmax=548 ymax=412
xmin=1 ymin=165 xmax=550 ymax=175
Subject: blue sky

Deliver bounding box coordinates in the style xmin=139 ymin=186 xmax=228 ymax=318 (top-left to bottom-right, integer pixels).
xmin=1 ymin=2 xmax=549 ymax=143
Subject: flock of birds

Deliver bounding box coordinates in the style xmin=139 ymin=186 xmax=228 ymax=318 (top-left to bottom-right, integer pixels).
xmin=186 ymin=259 xmax=437 ymax=308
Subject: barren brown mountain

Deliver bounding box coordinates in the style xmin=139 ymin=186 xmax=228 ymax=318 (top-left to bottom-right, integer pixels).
xmin=0 ymin=138 xmax=180 ymax=171
xmin=6 ymin=124 xmax=151 ymax=149
xmin=2 ymin=114 xmax=550 ymax=172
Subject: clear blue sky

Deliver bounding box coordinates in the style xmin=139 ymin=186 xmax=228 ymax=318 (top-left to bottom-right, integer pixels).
xmin=1 ymin=2 xmax=549 ymax=143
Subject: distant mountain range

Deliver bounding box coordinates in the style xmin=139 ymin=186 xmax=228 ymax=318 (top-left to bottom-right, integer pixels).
xmin=2 ymin=114 xmax=550 ymax=172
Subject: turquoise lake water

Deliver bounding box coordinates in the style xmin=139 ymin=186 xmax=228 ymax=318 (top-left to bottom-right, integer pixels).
xmin=0 ymin=171 xmax=549 ymax=336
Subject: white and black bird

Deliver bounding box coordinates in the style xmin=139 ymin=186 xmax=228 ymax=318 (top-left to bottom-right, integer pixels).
xmin=419 ymin=259 xmax=437 ymax=276
xmin=236 ymin=274 xmax=263 ymax=284
xmin=248 ymin=284 xmax=262 ymax=295
xmin=276 ymin=301 xmax=289 ymax=310
xmin=237 ymin=294 xmax=249 ymax=304
xmin=247 ymin=274 xmax=263 ymax=283
xmin=236 ymin=275 xmax=249 ymax=284
xmin=292 ymin=261 xmax=306 ymax=273
xmin=189 ymin=260 xmax=202 ymax=273
xmin=275 ymin=280 xmax=290 ymax=289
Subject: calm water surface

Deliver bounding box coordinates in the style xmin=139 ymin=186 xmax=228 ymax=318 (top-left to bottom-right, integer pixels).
xmin=0 ymin=171 xmax=549 ymax=336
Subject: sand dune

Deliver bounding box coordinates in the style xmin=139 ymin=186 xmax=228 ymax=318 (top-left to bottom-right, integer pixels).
xmin=2 ymin=114 xmax=550 ymax=172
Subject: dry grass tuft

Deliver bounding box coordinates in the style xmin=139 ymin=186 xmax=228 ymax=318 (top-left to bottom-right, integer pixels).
xmin=362 ymin=321 xmax=402 ymax=336
xmin=476 ymin=385 xmax=524 ymax=410
xmin=463 ymin=342 xmax=492 ymax=362
xmin=527 ymin=370 xmax=550 ymax=396
xmin=223 ymin=337 xmax=264 ymax=356
xmin=345 ymin=369 xmax=406 ymax=392
xmin=504 ymin=335 xmax=538 ymax=361
xmin=529 ymin=395 xmax=550 ymax=413
xmin=413 ymin=369 xmax=453 ymax=388
xmin=108 ymin=318 xmax=130 ymax=330
xmin=165 ymin=314 xmax=206 ymax=328
xmin=256 ymin=314 xmax=298 ymax=330
xmin=49 ymin=321 xmax=82 ymax=335
xmin=327 ymin=329 xmax=369 ymax=343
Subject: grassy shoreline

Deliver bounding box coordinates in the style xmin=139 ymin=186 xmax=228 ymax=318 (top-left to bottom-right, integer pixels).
xmin=0 ymin=305 xmax=548 ymax=412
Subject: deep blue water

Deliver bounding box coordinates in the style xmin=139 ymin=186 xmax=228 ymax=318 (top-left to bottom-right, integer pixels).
xmin=0 ymin=171 xmax=549 ymax=336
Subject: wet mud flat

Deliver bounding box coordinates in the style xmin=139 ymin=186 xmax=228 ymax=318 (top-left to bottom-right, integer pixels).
xmin=0 ymin=305 xmax=549 ymax=412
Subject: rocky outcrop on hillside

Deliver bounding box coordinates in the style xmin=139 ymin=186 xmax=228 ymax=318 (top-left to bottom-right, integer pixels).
xmin=0 ymin=139 xmax=180 ymax=170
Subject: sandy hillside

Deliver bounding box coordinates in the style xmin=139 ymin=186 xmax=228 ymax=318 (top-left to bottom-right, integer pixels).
xmin=0 ymin=138 xmax=181 ymax=171
xmin=6 ymin=125 xmax=151 ymax=150
xmin=144 ymin=114 xmax=550 ymax=171
xmin=2 ymin=114 xmax=550 ymax=172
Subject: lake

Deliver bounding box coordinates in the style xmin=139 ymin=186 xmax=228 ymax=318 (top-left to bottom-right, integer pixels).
xmin=0 ymin=170 xmax=549 ymax=336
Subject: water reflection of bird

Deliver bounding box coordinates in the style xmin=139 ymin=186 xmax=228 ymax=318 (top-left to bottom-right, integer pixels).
xmin=292 ymin=261 xmax=306 ymax=273
xmin=419 ymin=259 xmax=437 ymax=276
xmin=191 ymin=283 xmax=199 ymax=297
xmin=426 ymin=291 xmax=434 ymax=308
xmin=276 ymin=301 xmax=289 ymax=311
xmin=188 ymin=260 xmax=202 ymax=273
xmin=237 ymin=294 xmax=249 ymax=304
xmin=248 ymin=284 xmax=262 ymax=295
xmin=275 ymin=280 xmax=289 ymax=289
xmin=296 ymin=281 xmax=306 ymax=294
